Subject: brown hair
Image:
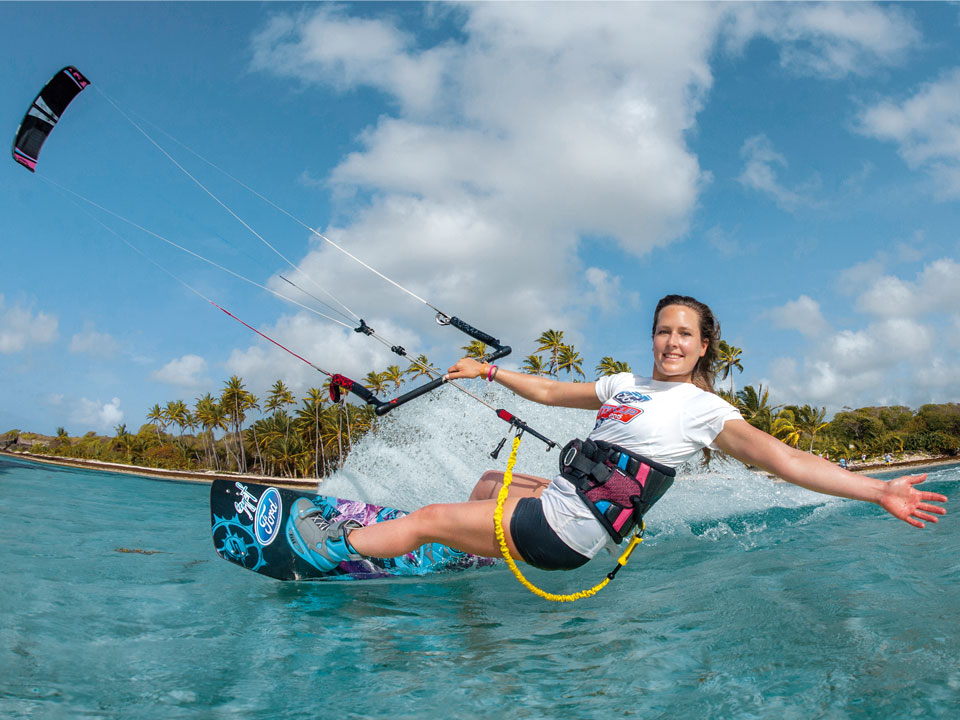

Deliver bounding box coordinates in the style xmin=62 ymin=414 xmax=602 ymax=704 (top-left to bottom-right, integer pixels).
xmin=651 ymin=294 xmax=720 ymax=394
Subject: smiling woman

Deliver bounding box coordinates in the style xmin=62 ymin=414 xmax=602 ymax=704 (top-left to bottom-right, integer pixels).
xmin=650 ymin=294 xmax=719 ymax=389
xmin=281 ymin=293 xmax=948 ymax=586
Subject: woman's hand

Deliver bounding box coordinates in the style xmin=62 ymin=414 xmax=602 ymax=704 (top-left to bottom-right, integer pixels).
xmin=445 ymin=357 xmax=486 ymax=381
xmin=878 ymin=474 xmax=947 ymax=528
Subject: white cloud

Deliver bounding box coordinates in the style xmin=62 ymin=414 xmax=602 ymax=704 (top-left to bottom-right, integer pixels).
xmin=247 ymin=3 xmax=932 ymax=404
xmin=767 ymin=258 xmax=960 ymax=409
xmin=0 ymin=295 xmax=58 ymax=354
xmin=768 ymin=295 xmax=828 ymax=337
xmin=581 ymin=267 xmax=638 ymax=314
xmin=738 ymin=134 xmax=822 ymax=211
xmin=724 ymin=3 xmax=921 ymax=78
xmin=855 ymin=258 xmax=960 ymax=317
xmin=704 ymin=225 xmax=742 ymax=257
xmin=69 ymin=325 xmax=120 ymax=358
xmin=857 ymin=68 xmax=960 ymax=198
xmin=70 ymin=397 xmax=124 ymax=432
xmin=152 ymin=355 xmax=209 ymax=388
xmin=224 ymin=311 xmax=410 ymax=399
xmin=250 ymin=3 xmax=725 ymax=350
xmin=250 ymin=6 xmax=453 ymax=115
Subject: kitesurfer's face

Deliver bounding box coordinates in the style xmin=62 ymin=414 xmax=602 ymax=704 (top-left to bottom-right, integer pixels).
xmin=651 ymin=305 xmax=708 ymax=383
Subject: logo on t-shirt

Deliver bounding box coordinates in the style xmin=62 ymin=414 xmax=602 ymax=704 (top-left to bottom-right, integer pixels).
xmin=593 ymin=403 xmax=643 ymax=430
xmin=612 ymin=391 xmax=651 ymax=404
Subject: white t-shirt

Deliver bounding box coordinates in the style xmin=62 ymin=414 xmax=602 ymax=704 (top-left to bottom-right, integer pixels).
xmin=539 ymin=374 xmax=742 ymax=558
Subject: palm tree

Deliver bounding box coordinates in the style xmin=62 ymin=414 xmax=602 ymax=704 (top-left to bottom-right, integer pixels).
xmin=265 ymin=379 xmax=296 ymax=451
xmin=535 ymin=329 xmax=565 ymax=376
xmin=244 ymin=393 xmax=263 ymax=473
xmin=295 ymin=387 xmax=326 ymax=477
xmin=735 ymin=384 xmax=780 ymax=433
xmin=521 ymin=354 xmax=548 ymax=376
xmin=195 ymin=393 xmax=226 ymax=470
xmin=265 ymin=380 xmax=295 ymax=417
xmin=363 ymin=371 xmax=389 ymax=395
xmin=405 ymin=354 xmax=437 ymax=380
xmin=114 ymin=423 xmax=136 ymax=464
xmin=715 ymin=340 xmax=744 ymax=396
xmin=796 ymin=404 xmax=829 ymax=452
xmin=146 ymin=404 xmax=166 ymax=441
xmin=595 ymin=356 xmax=632 ymax=377
xmin=461 ymin=340 xmax=488 ymax=359
xmin=221 ymin=376 xmax=254 ymax=473
xmin=384 ymin=365 xmax=404 ymax=389
xmin=772 ymin=408 xmax=801 ymax=448
xmin=557 ymin=344 xmax=585 ymax=379
xmin=164 ymin=400 xmax=189 ymax=446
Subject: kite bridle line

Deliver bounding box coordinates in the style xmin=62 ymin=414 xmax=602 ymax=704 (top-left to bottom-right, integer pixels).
xmin=86 ymin=87 xmax=545 ymax=429
xmin=39 ymin=149 xmax=556 ymax=453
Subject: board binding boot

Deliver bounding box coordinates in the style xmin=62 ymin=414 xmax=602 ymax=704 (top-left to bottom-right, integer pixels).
xmin=287 ymin=499 xmax=364 ymax=571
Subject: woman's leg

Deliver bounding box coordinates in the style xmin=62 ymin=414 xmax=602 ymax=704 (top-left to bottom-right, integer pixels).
xmin=468 ymin=470 xmax=550 ymax=501
xmin=347 ymin=497 xmax=526 ymax=560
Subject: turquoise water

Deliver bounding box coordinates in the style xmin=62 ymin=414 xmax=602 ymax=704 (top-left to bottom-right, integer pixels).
xmin=1 ymin=454 xmax=958 ymax=719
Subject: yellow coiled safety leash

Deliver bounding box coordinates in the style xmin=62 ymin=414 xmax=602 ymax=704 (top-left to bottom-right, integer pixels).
xmin=493 ymin=433 xmax=644 ymax=602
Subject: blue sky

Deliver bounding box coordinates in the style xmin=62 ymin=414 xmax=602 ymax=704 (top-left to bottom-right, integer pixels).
xmin=2 ymin=2 xmax=960 ymax=436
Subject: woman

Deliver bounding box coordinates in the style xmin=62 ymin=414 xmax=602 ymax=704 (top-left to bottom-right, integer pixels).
xmin=291 ymin=295 xmax=947 ymax=572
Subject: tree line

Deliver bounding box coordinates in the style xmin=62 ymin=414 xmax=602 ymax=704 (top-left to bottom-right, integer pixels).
xmin=14 ymin=330 xmax=959 ymax=476
xmin=712 ymin=339 xmax=959 ymax=461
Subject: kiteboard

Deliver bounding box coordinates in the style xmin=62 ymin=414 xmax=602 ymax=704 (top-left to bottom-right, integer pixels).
xmin=210 ymin=479 xmax=498 ymax=581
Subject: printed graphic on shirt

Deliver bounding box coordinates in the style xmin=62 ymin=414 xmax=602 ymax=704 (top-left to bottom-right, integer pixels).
xmin=612 ymin=391 xmax=652 ymax=404
xmin=593 ymin=403 xmax=643 ymax=430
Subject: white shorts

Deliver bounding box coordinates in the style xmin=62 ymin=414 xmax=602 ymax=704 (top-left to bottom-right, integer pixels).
xmin=538 ymin=475 xmax=612 ymax=558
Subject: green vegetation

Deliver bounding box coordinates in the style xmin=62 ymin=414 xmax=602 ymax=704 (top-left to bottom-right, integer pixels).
xmin=5 ymin=331 xmax=957 ymax=478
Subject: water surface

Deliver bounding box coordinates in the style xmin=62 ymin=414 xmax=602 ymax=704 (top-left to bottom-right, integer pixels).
xmin=1 ymin=454 xmax=957 ymax=719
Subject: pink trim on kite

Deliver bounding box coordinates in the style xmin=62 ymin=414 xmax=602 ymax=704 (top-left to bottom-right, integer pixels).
xmin=13 ymin=152 xmax=37 ymax=171
xmin=66 ymin=67 xmax=90 ymax=89
xmin=635 ymin=463 xmax=650 ymax=487
xmin=612 ymin=508 xmax=633 ymax=532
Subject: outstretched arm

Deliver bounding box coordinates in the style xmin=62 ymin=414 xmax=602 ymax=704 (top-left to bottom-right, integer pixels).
xmin=714 ymin=419 xmax=948 ymax=528
xmin=445 ymin=357 xmax=602 ymax=410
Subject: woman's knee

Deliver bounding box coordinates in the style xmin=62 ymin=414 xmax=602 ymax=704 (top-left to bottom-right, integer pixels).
xmin=469 ymin=471 xmax=503 ymax=501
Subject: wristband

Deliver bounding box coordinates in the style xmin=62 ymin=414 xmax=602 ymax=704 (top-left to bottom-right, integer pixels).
xmin=487 ymin=364 xmax=498 ymax=382
xmin=491 ymin=365 xmax=499 ymax=381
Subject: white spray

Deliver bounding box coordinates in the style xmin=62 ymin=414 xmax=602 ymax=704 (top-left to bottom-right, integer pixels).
xmin=317 ymin=380 xmax=835 ymax=532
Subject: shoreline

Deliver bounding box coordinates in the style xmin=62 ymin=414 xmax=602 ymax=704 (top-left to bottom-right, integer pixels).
xmin=847 ymin=455 xmax=959 ymax=475
xmin=0 ymin=449 xmax=319 ymax=490
xmin=3 ymin=448 xmax=956 ymax=490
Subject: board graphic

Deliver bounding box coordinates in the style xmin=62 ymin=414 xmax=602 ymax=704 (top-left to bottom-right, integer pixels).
xmin=210 ymin=479 xmax=498 ymax=581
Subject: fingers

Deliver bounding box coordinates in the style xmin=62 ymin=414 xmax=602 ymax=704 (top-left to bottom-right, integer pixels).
xmin=917 ymin=502 xmax=947 ymax=515
xmin=445 ymin=357 xmax=482 ymax=380
xmin=919 ymin=491 xmax=948 ymax=503
xmin=905 ymin=474 xmax=928 ymax=485
xmin=913 ymin=510 xmax=941 ymax=524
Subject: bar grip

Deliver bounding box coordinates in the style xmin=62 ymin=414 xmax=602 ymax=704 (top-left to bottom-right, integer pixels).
xmin=374 ymin=377 xmax=447 ymax=416
xmin=483 ymin=345 xmax=512 ymax=362
xmin=330 ymin=374 xmax=385 ymax=409
xmin=449 ymin=316 xmax=501 ymax=348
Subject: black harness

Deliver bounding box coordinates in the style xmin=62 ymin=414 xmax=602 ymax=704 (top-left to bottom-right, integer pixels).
xmin=559 ymin=438 xmax=676 ymax=543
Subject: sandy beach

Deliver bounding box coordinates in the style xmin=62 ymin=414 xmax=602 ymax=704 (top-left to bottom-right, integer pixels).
xmin=0 ymin=449 xmax=319 ymax=490
xmin=3 ymin=448 xmax=955 ymax=489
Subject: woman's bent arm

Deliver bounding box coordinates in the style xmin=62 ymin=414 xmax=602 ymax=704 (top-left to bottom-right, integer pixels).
xmin=714 ymin=419 xmax=947 ymax=528
xmin=446 ymin=358 xmax=603 ymax=410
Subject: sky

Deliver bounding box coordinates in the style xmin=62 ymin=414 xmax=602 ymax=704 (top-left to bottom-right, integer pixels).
xmin=2 ymin=1 xmax=960 ymax=437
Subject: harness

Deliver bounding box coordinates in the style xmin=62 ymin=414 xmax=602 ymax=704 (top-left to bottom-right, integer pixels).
xmin=559 ymin=438 xmax=676 ymax=543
